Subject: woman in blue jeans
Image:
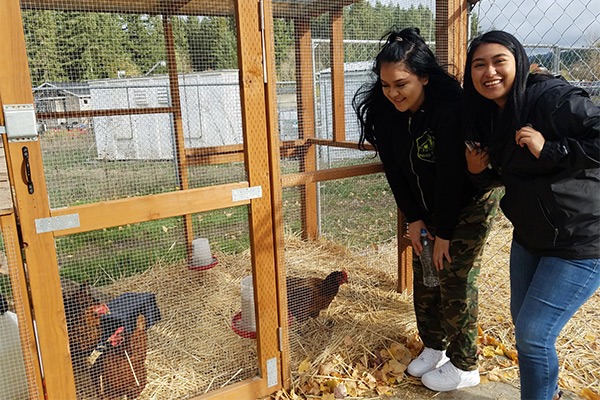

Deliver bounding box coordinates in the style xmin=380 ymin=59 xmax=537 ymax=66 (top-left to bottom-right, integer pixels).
xmin=462 ymin=30 xmax=600 ymax=400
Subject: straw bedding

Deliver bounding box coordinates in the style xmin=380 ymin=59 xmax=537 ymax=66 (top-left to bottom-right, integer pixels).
xmin=81 ymin=214 xmax=598 ymax=399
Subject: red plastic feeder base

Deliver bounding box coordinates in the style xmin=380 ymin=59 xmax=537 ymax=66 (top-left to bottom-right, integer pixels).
xmin=188 ymin=256 xmax=218 ymax=271
xmin=231 ymin=311 xmax=256 ymax=339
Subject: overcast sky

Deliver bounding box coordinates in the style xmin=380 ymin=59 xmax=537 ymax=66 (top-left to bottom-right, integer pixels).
xmin=373 ymin=0 xmax=599 ymax=47
xmin=474 ymin=0 xmax=600 ymax=47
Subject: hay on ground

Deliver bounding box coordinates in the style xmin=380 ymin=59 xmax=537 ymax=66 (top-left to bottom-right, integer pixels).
xmin=84 ymin=214 xmax=598 ymax=399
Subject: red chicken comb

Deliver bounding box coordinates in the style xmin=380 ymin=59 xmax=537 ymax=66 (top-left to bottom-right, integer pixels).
xmin=93 ymin=304 xmax=110 ymax=315
xmin=108 ymin=327 xmax=125 ymax=347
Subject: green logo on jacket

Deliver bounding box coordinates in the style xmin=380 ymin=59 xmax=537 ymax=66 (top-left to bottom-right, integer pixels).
xmin=416 ymin=131 xmax=435 ymax=162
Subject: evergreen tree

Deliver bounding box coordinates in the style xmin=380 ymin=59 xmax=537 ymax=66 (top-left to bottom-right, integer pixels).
xmin=22 ymin=9 xmax=65 ymax=86
xmin=171 ymin=16 xmax=192 ymax=73
xmin=121 ymin=14 xmax=166 ymax=76
xmin=187 ymin=16 xmax=237 ymax=72
xmin=273 ymin=18 xmax=295 ymax=80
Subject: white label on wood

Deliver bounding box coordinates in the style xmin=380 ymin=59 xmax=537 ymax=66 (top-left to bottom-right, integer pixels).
xmin=266 ymin=357 xmax=278 ymax=387
xmin=35 ymin=214 xmax=80 ymax=233
xmin=232 ymin=186 xmax=262 ymax=202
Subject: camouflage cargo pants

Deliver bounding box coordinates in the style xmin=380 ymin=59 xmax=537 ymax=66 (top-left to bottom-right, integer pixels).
xmin=413 ymin=189 xmax=500 ymax=371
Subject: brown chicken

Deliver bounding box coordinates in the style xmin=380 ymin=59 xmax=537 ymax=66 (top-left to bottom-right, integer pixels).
xmin=63 ymin=283 xmax=109 ymax=357
xmin=286 ymin=270 xmax=348 ymax=323
xmin=95 ymin=314 xmax=148 ymax=400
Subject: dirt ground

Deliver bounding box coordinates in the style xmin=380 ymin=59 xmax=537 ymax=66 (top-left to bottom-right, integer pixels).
xmin=386 ymin=381 xmax=581 ymax=400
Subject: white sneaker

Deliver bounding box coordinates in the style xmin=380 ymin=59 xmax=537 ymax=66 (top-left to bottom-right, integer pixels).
xmin=407 ymin=347 xmax=450 ymax=378
xmin=421 ymin=361 xmax=480 ymax=391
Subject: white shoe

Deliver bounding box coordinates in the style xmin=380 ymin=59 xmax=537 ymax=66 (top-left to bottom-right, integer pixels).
xmin=407 ymin=347 xmax=449 ymax=378
xmin=421 ymin=361 xmax=480 ymax=391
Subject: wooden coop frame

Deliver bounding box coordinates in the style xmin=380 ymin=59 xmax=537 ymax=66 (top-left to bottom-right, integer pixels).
xmin=0 ymin=0 xmax=469 ymax=399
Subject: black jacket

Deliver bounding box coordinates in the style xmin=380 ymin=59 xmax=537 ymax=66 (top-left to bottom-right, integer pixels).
xmin=471 ymin=75 xmax=600 ymax=258
xmin=374 ymin=97 xmax=481 ymax=240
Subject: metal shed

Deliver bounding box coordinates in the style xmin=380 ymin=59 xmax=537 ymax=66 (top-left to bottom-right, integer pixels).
xmin=90 ymin=71 xmax=242 ymax=160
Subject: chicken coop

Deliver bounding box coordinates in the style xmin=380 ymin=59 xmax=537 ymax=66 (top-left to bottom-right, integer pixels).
xmin=1 ymin=0 xmax=598 ymax=399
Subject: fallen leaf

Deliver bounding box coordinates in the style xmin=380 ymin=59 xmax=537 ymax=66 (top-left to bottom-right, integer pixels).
xmin=375 ymin=385 xmax=392 ymax=396
xmin=333 ymin=383 xmax=348 ymax=399
xmin=387 ymin=359 xmax=407 ymax=375
xmin=298 ymin=358 xmax=311 ymax=374
xmin=319 ymin=362 xmax=335 ymax=376
xmin=482 ymin=346 xmax=496 ymax=358
xmin=581 ymin=388 xmax=600 ymax=400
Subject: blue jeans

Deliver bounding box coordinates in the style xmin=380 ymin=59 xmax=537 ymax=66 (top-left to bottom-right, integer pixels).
xmin=510 ymin=240 xmax=600 ymax=400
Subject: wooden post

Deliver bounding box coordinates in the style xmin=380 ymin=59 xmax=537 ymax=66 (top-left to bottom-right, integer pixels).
xmin=0 ymin=136 xmax=44 ymax=398
xmin=294 ymin=17 xmax=319 ymax=240
xmin=330 ymin=7 xmax=346 ymax=142
xmin=0 ymin=1 xmax=76 ymax=398
xmin=163 ymin=16 xmax=195 ymax=262
xmin=261 ymin=0 xmax=291 ymax=390
xmin=234 ymin=0 xmax=282 ymax=396
xmin=435 ymin=0 xmax=468 ymax=80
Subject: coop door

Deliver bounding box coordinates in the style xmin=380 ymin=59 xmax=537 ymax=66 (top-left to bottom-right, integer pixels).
xmin=1 ymin=0 xmax=284 ymax=399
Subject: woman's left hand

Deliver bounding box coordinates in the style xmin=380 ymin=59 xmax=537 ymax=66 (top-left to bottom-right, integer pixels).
xmin=516 ymin=124 xmax=545 ymax=158
xmin=433 ymin=237 xmax=451 ymax=271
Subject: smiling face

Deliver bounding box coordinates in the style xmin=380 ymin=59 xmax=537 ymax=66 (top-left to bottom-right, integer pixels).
xmin=380 ymin=62 xmax=428 ymax=113
xmin=470 ymin=43 xmax=516 ymax=109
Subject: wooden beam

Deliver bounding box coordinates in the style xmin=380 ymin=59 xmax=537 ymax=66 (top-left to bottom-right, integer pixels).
xmin=0 ymin=213 xmax=45 ymax=400
xmin=435 ymin=0 xmax=468 ymax=79
xmin=20 ymin=0 xmax=359 ymax=19
xmin=50 ymin=182 xmax=251 ymax=236
xmin=163 ymin=16 xmax=195 ymax=264
xmin=307 ymin=138 xmax=375 ymax=151
xmin=0 ymin=2 xmax=76 ymax=398
xmin=294 ymin=17 xmax=319 ymax=241
xmin=261 ymin=0 xmax=290 ymax=389
xmin=36 ymin=107 xmax=176 ymax=121
xmin=330 ymin=7 xmax=346 ymax=142
xmin=235 ymin=0 xmax=282 ymax=396
xmin=281 ymin=162 xmax=383 ymax=187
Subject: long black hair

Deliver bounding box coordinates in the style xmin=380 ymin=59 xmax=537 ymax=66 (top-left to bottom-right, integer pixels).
xmin=352 ymin=27 xmax=462 ymax=150
xmin=463 ymin=30 xmax=530 ymax=151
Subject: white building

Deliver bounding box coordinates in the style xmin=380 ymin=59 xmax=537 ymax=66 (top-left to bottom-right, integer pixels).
xmin=89 ymin=70 xmax=242 ymax=160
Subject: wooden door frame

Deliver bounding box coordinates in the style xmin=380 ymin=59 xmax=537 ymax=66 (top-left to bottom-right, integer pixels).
xmin=0 ymin=2 xmax=76 ymax=398
xmin=1 ymin=0 xmax=286 ymax=398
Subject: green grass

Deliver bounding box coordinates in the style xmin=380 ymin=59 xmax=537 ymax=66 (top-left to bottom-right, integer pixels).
xmin=2 ymin=129 xmax=397 ymax=290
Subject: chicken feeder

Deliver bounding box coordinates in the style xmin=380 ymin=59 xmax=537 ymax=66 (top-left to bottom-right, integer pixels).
xmin=188 ymin=238 xmax=218 ymax=271
xmin=231 ymin=275 xmax=256 ymax=339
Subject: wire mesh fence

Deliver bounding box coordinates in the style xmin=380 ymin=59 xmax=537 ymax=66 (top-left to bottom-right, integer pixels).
xmin=0 ymin=0 xmax=597 ymax=399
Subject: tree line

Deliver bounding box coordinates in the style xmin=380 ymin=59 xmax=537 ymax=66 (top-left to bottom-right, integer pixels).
xmin=21 ymin=0 xmax=596 ymax=86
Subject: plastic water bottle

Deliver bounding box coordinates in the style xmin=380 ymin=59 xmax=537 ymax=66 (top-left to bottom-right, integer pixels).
xmin=419 ymin=229 xmax=440 ymax=287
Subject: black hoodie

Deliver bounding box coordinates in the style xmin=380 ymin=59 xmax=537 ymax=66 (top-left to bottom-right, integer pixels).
xmin=374 ymin=97 xmax=481 ymax=240
xmin=470 ymin=75 xmax=600 ymax=258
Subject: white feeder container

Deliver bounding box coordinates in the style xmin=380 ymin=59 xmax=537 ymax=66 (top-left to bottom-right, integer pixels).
xmin=240 ymin=275 xmax=256 ymax=332
xmin=192 ymin=238 xmax=213 ymax=266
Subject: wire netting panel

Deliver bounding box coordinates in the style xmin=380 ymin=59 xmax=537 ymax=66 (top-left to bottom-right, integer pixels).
xmin=473 ymin=0 xmax=599 ymax=103
xmin=275 ymin=0 xmax=599 ymax=398
xmin=0 ymin=232 xmax=38 ymax=400
xmin=58 ymin=214 xmax=258 ymax=399
xmin=17 ymin=0 xmax=267 ymax=398
xmin=318 ymin=173 xmax=397 ymax=248
xmin=23 ymin=3 xmax=247 ymax=210
xmin=11 ymin=0 xmax=600 ymax=398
